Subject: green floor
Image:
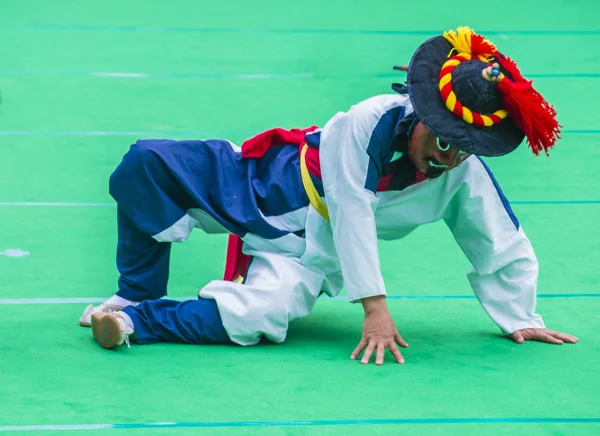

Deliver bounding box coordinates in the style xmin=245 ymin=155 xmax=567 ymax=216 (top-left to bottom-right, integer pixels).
xmin=1 ymin=0 xmax=599 ymax=434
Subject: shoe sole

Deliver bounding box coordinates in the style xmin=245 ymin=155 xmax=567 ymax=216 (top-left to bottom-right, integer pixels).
xmin=80 ymin=305 xmax=124 ymax=328
xmin=91 ymin=313 xmax=121 ymax=349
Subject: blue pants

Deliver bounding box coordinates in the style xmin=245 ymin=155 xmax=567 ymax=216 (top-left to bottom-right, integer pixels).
xmin=122 ymin=298 xmax=232 ymax=345
xmin=109 ymin=138 xmax=309 ymax=302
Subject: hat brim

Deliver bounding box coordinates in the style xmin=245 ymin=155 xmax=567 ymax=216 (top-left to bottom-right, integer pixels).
xmin=406 ymin=35 xmax=525 ymax=157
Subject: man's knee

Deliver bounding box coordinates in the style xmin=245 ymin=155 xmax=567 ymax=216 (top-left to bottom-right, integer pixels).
xmin=109 ymin=140 xmax=172 ymax=198
xmin=115 ymin=140 xmax=171 ymax=171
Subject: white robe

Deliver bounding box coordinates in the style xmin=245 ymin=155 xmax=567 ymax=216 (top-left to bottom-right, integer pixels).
xmin=195 ymin=94 xmax=545 ymax=346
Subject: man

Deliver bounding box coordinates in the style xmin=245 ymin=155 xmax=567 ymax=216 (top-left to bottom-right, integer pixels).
xmin=83 ymin=27 xmax=578 ymax=364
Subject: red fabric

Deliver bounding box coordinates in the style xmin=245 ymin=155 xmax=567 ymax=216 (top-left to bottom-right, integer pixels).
xmin=377 ymin=174 xmax=393 ymax=191
xmin=472 ymin=112 xmax=484 ymax=127
xmin=453 ymin=100 xmax=464 ymax=118
xmin=440 ymin=81 xmax=453 ymax=100
xmin=378 ymin=171 xmax=426 ymax=191
xmin=223 ymin=234 xmax=250 ymax=281
xmin=413 ymin=171 xmax=426 ymax=184
xmin=439 ymin=65 xmax=456 ymax=78
xmin=241 ymin=126 xmax=319 ymax=158
xmin=304 ymin=146 xmax=321 ymax=178
xmin=469 ymin=33 xmax=497 ymax=58
xmin=489 ymin=113 xmax=502 ymax=124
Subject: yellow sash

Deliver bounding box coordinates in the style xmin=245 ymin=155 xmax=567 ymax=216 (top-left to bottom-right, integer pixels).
xmin=299 ymin=144 xmax=330 ymax=222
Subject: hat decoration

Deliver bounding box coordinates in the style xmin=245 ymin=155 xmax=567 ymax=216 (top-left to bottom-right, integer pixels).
xmin=438 ymin=27 xmax=561 ymax=156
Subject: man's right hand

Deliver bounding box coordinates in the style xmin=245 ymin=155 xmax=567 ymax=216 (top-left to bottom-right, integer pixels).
xmin=350 ymin=295 xmax=408 ymax=365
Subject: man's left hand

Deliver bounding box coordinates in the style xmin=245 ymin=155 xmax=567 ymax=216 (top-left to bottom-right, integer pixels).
xmin=509 ymin=328 xmax=578 ymax=345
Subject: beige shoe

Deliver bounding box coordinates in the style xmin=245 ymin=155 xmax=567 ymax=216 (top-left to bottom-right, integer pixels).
xmin=79 ymin=304 xmax=124 ymax=327
xmin=91 ymin=312 xmax=134 ymax=349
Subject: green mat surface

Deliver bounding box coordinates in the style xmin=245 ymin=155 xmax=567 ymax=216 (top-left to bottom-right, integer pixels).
xmin=1 ymin=0 xmax=599 ymax=434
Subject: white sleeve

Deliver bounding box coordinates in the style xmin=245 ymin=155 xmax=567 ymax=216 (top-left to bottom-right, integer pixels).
xmin=444 ymin=157 xmax=545 ymax=334
xmin=319 ymin=107 xmax=387 ymax=302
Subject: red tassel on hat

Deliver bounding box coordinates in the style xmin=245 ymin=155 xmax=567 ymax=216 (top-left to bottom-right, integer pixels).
xmin=469 ymin=32 xmax=497 ymax=60
xmin=494 ymin=54 xmax=562 ymax=156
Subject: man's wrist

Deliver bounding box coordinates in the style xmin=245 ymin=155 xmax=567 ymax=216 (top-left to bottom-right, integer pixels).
xmin=360 ymin=295 xmax=387 ymax=315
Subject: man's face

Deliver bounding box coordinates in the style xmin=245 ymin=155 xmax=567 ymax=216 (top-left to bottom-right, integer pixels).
xmin=407 ymin=121 xmax=470 ymax=179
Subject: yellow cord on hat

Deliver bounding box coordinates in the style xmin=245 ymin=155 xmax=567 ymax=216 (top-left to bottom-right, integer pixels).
xmin=443 ymin=26 xmax=495 ymax=61
xmin=438 ymin=27 xmax=508 ymax=127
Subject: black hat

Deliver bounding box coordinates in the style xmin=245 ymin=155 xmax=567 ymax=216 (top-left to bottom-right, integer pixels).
xmin=403 ymin=27 xmax=561 ymax=157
